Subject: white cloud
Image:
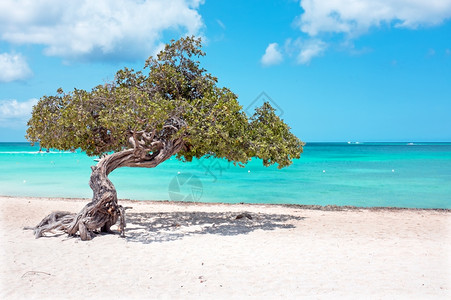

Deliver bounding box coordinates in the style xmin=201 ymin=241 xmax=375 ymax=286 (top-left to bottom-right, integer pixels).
xmin=0 ymin=98 xmax=38 ymax=127
xmin=277 ymin=0 xmax=451 ymax=64
xmin=296 ymin=39 xmax=327 ymax=64
xmin=0 ymin=98 xmax=38 ymax=119
xmin=284 ymin=38 xmax=327 ymax=65
xmin=297 ymin=0 xmax=451 ymax=37
xmin=0 ymin=0 xmax=205 ymax=61
xmin=261 ymin=43 xmax=283 ymax=66
xmin=0 ymin=53 xmax=32 ymax=82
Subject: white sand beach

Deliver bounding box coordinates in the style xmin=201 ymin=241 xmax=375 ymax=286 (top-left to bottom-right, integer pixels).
xmin=0 ymin=196 xmax=450 ymax=299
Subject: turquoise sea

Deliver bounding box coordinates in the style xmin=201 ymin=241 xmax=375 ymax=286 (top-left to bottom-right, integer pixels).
xmin=0 ymin=142 xmax=450 ymax=208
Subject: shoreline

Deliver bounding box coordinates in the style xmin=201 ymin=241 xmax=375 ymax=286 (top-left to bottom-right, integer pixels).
xmin=1 ymin=196 xmax=450 ymax=299
xmin=1 ymin=195 xmax=450 ymax=212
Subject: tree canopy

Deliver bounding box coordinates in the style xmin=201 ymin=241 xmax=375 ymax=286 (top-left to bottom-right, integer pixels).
xmin=27 ymin=36 xmax=303 ymax=169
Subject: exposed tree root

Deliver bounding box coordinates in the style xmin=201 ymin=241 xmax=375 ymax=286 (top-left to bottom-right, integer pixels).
xmin=32 ymin=138 xmax=182 ymax=240
xmin=33 ymin=211 xmax=75 ymax=238
xmin=32 ymin=198 xmax=128 ymax=240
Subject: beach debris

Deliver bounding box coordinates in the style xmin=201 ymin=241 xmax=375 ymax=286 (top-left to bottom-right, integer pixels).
xmin=235 ymin=212 xmax=252 ymax=220
xmin=21 ymin=271 xmax=53 ymax=278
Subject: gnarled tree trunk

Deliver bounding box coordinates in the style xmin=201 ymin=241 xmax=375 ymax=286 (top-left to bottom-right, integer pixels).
xmin=33 ymin=138 xmax=184 ymax=241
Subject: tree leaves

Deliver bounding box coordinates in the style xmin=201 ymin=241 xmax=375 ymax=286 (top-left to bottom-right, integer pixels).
xmin=26 ymin=36 xmax=304 ymax=168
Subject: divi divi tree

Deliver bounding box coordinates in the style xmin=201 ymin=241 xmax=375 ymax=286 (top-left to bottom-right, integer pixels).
xmin=26 ymin=37 xmax=304 ymax=241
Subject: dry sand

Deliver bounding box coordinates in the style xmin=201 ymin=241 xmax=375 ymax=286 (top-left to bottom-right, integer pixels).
xmin=0 ymin=196 xmax=450 ymax=299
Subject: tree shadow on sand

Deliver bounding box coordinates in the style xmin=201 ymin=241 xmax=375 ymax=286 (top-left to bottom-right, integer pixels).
xmin=124 ymin=211 xmax=305 ymax=244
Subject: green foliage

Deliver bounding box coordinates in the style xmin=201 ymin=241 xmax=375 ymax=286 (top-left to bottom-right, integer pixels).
xmin=27 ymin=36 xmax=304 ymax=167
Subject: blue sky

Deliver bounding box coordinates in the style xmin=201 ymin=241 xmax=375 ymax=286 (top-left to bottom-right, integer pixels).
xmin=1 ymin=0 xmax=450 ymax=142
